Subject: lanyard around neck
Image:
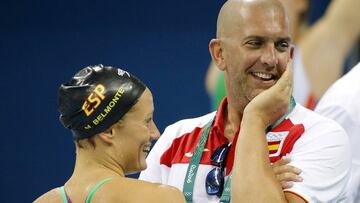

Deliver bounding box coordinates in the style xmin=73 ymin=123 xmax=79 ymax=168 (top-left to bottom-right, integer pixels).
xmin=182 ymin=118 xmax=213 ymax=202
xmin=183 ymin=96 xmax=296 ymax=203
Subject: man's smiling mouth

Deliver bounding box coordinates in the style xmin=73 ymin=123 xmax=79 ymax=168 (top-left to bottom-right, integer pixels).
xmin=251 ymin=72 xmax=275 ymax=81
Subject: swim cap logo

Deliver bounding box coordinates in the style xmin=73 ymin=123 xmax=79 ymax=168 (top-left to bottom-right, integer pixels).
xmin=82 ymin=84 xmax=106 ymax=116
xmin=117 ymin=69 xmax=130 ymax=77
xmin=91 ymin=86 xmax=125 ymax=126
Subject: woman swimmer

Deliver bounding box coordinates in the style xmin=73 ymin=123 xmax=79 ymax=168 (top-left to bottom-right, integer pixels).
xmin=34 ymin=64 xmax=299 ymax=203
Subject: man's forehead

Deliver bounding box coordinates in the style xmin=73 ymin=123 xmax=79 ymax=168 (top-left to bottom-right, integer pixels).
xmin=242 ymin=15 xmax=289 ymax=32
xmin=227 ymin=11 xmax=290 ymax=40
xmin=243 ymin=35 xmax=292 ymax=43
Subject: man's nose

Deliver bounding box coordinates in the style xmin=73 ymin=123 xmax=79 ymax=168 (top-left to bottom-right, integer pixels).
xmin=260 ymin=44 xmax=278 ymax=68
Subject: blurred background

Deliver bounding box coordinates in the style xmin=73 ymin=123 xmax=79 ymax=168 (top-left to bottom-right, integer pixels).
xmin=1 ymin=0 xmax=357 ymax=202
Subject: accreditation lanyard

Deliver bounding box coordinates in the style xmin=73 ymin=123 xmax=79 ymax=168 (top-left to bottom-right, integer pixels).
xmin=183 ymin=97 xmax=296 ymax=203
xmin=183 ymin=118 xmax=214 ymax=203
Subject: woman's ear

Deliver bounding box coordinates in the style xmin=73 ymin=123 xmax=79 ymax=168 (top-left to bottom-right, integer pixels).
xmin=209 ymin=39 xmax=226 ymax=71
xmin=98 ymin=128 xmax=114 ymax=145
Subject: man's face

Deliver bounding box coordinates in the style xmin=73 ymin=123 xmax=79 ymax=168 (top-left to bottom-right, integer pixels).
xmin=221 ymin=5 xmax=291 ymax=109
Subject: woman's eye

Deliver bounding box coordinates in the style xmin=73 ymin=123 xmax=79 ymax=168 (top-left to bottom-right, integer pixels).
xmin=145 ymin=118 xmax=152 ymax=124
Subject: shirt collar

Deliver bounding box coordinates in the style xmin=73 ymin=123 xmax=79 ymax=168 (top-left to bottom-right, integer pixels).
xmin=211 ymin=97 xmax=240 ymax=174
xmin=211 ymin=97 xmax=228 ymax=138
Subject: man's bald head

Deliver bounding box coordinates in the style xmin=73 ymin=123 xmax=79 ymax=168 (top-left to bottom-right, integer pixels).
xmin=217 ymin=0 xmax=288 ymax=38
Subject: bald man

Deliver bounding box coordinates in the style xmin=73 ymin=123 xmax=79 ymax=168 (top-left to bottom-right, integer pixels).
xmin=206 ymin=0 xmax=360 ymax=110
xmin=140 ymin=0 xmax=351 ymax=202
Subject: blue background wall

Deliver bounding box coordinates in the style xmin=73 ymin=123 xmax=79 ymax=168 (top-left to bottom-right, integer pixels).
xmin=0 ymin=0 xmax=330 ymax=202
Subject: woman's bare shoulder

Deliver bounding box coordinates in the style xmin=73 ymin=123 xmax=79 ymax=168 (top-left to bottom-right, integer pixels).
xmin=33 ymin=188 xmax=62 ymax=203
xmin=100 ymin=177 xmax=186 ymax=203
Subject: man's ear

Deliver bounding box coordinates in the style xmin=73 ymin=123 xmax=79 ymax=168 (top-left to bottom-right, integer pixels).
xmin=98 ymin=128 xmax=114 ymax=145
xmin=209 ymin=39 xmax=226 ymax=71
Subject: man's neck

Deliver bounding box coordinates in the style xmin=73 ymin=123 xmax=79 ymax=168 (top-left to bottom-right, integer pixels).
xmin=223 ymin=103 xmax=244 ymax=142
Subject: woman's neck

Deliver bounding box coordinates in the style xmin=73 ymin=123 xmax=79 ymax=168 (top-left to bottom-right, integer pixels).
xmin=72 ymin=147 xmax=126 ymax=178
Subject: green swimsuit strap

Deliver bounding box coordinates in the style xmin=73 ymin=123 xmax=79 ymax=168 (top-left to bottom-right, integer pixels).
xmin=59 ymin=186 xmax=68 ymax=203
xmin=85 ymin=177 xmax=113 ymax=203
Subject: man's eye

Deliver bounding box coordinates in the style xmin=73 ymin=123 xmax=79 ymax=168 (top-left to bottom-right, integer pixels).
xmin=247 ymin=40 xmax=262 ymax=47
xmin=276 ymin=41 xmax=289 ymax=51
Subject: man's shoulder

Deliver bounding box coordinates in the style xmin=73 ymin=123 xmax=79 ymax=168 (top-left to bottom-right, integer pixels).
xmin=291 ymin=104 xmax=344 ymax=130
xmin=145 ymin=111 xmax=217 ymax=168
xmin=162 ymin=111 xmax=216 ymax=138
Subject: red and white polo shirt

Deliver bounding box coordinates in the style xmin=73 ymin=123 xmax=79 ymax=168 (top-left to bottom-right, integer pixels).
xmin=140 ymin=98 xmax=351 ymax=203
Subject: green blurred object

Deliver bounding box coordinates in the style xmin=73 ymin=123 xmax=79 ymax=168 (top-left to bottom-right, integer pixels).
xmin=212 ymin=72 xmax=226 ymax=110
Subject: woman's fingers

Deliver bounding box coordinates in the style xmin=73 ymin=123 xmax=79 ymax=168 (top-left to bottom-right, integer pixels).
xmin=280 ymin=181 xmax=294 ymax=189
xmin=271 ymin=155 xmax=303 ymax=189
xmin=273 ymin=162 xmax=302 ymax=175
xmin=276 ymin=172 xmax=303 ymax=182
xmin=271 ymin=156 xmax=291 ymax=168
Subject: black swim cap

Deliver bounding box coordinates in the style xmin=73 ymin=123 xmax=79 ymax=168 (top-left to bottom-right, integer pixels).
xmin=58 ymin=64 xmax=146 ymax=140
